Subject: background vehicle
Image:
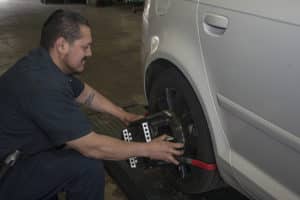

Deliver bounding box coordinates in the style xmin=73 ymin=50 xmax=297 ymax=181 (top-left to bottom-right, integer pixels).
xmin=142 ymin=0 xmax=300 ymax=199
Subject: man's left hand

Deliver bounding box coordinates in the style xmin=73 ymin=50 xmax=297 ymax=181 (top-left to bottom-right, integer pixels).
xmin=120 ymin=111 xmax=143 ymax=125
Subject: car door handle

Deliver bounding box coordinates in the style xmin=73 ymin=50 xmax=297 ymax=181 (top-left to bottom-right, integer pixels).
xmin=203 ymin=14 xmax=229 ymax=36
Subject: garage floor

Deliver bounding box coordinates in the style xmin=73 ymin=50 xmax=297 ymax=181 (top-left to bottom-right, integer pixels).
xmin=0 ymin=0 xmax=142 ymax=199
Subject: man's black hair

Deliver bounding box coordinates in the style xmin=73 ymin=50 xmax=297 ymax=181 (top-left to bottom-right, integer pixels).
xmin=40 ymin=9 xmax=90 ymax=50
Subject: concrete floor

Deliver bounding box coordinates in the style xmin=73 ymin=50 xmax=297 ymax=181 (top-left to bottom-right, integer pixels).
xmin=0 ymin=0 xmax=145 ymax=199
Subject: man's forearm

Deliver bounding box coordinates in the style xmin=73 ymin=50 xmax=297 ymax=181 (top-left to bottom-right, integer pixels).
xmin=76 ymin=83 xmax=126 ymax=119
xmin=67 ymin=132 xmax=183 ymax=164
xmin=67 ymin=132 xmax=149 ymax=160
xmin=90 ymin=135 xmax=148 ymax=160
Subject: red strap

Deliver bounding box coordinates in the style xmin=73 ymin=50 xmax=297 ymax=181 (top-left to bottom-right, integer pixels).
xmin=191 ymin=159 xmax=217 ymax=171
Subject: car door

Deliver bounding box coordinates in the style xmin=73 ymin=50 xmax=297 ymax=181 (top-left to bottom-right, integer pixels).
xmin=197 ymin=0 xmax=300 ymax=199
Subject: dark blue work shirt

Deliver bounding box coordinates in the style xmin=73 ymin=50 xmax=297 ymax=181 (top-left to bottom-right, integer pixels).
xmin=0 ymin=48 xmax=92 ymax=159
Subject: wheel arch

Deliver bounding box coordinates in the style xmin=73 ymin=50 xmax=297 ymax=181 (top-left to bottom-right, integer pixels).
xmin=144 ymin=56 xmax=231 ymax=173
xmin=145 ymin=58 xmax=215 ymax=148
xmin=145 ymin=58 xmax=208 ymax=116
xmin=145 ymin=59 xmax=174 ymax=99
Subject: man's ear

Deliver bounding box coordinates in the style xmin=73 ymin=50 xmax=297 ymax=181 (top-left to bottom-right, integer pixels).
xmin=55 ymin=37 xmax=69 ymax=54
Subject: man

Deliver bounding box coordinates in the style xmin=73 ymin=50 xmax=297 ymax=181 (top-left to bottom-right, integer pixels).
xmin=0 ymin=9 xmax=183 ymax=200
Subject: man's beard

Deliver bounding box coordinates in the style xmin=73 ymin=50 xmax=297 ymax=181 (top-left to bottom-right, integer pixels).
xmin=69 ymin=56 xmax=88 ymax=75
xmin=81 ymin=56 xmax=87 ymax=64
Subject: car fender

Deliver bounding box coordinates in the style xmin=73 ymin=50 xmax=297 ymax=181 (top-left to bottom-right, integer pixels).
xmin=144 ymin=37 xmax=231 ymax=173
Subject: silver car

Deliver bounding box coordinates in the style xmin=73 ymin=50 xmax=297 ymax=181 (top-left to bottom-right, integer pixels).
xmin=141 ymin=0 xmax=300 ymax=199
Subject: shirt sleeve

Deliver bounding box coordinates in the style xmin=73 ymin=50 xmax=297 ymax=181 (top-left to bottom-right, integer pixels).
xmin=69 ymin=75 xmax=85 ymax=98
xmin=24 ymin=86 xmax=92 ymax=146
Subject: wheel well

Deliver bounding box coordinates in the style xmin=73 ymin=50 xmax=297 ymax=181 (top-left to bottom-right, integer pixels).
xmin=146 ymin=61 xmax=223 ymax=192
xmin=146 ymin=59 xmax=218 ymax=160
xmin=146 ymin=59 xmax=182 ymax=98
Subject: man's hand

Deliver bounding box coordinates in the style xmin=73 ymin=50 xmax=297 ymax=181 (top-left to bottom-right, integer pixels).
xmin=120 ymin=111 xmax=143 ymax=125
xmin=145 ymin=135 xmax=184 ymax=165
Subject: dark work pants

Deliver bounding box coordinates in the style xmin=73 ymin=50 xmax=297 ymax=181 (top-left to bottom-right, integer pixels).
xmin=0 ymin=149 xmax=105 ymax=200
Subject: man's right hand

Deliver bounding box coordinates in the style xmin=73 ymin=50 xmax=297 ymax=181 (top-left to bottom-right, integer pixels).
xmin=145 ymin=135 xmax=184 ymax=165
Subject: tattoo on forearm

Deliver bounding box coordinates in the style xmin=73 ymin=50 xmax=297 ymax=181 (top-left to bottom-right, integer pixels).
xmin=84 ymin=93 xmax=95 ymax=106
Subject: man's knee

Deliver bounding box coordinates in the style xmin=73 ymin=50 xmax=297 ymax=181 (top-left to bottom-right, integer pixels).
xmin=61 ymin=150 xmax=105 ymax=199
xmin=60 ymin=150 xmax=104 ymax=182
xmin=77 ymin=155 xmax=105 ymax=183
xmin=0 ymin=149 xmax=105 ymax=200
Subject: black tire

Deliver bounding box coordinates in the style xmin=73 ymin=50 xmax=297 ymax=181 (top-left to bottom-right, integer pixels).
xmin=148 ymin=68 xmax=221 ymax=194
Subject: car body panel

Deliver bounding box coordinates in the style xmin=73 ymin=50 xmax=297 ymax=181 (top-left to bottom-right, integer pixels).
xmin=142 ymin=0 xmax=300 ymax=199
xmin=197 ymin=2 xmax=300 ymax=199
